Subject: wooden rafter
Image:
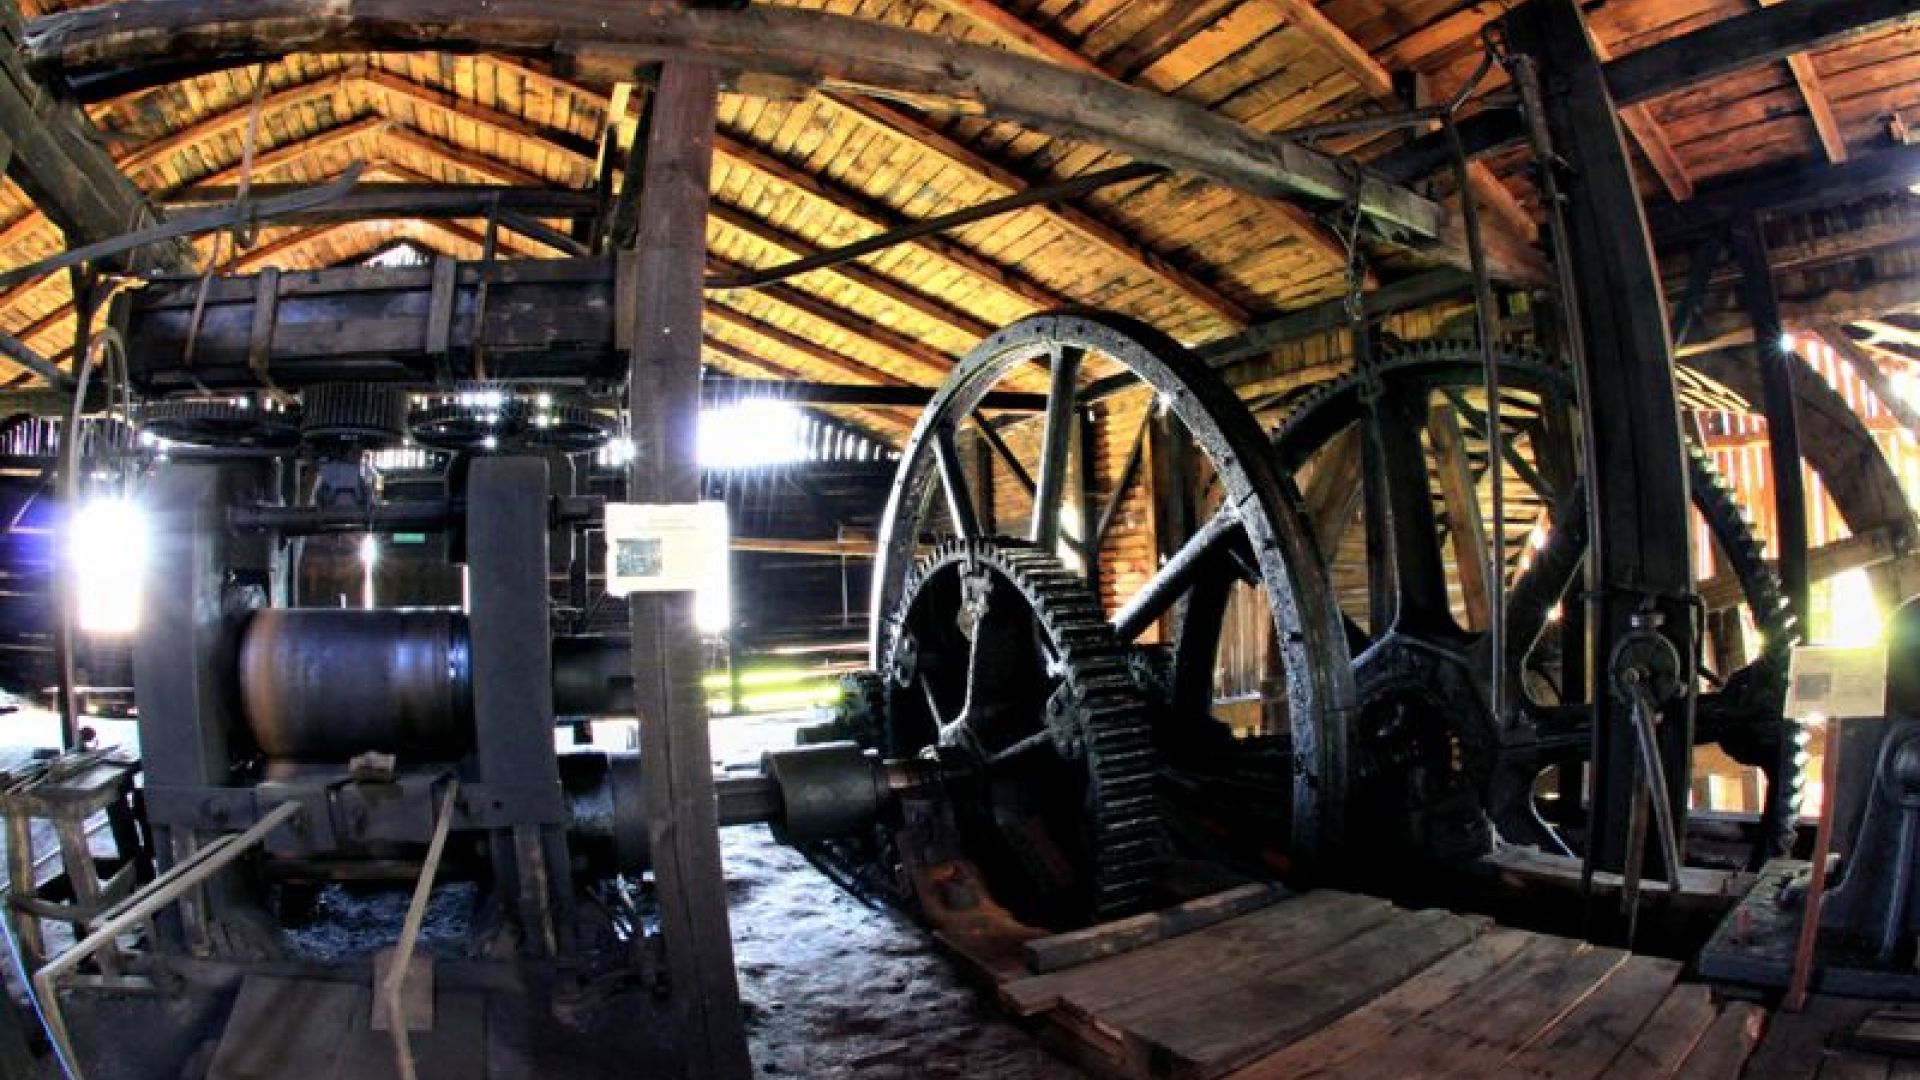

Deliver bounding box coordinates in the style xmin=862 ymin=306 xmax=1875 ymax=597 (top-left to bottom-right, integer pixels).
xmin=1256 ymin=0 xmax=1542 ymax=241
xmin=706 ymin=200 xmax=995 ymax=342
xmin=917 ymin=0 xmax=1377 ymax=275
xmin=821 ymin=94 xmax=1252 ymax=327
xmin=1585 ymin=33 xmax=1696 ymax=201
xmin=1757 ymin=0 xmax=1849 ymax=163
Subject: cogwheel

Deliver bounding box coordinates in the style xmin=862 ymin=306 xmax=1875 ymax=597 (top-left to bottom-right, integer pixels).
xmin=881 ymin=538 xmax=1161 ymax=926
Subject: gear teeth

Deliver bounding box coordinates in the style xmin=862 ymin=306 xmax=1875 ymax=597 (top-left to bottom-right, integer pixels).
xmin=1275 ymin=343 xmax=1804 ymax=868
xmin=884 ymin=537 xmax=1164 ymax=922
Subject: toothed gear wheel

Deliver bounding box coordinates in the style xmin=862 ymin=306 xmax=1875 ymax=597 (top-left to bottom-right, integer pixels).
xmin=300 ymin=383 xmax=409 ymax=448
xmin=882 ymin=539 xmax=1160 ymax=927
xmin=1270 ymin=339 xmax=1802 ymax=865
xmin=142 ymin=398 xmax=302 ymax=449
xmin=409 ymin=397 xmax=611 ymax=454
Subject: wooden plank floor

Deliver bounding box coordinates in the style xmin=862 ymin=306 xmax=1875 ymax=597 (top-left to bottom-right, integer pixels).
xmin=997 ymin=889 xmax=1783 ymax=1080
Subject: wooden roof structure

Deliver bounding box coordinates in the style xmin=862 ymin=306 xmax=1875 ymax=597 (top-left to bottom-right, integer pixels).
xmin=0 ymin=0 xmax=1915 ymax=440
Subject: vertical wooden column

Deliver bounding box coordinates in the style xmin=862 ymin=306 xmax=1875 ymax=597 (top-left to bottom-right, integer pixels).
xmin=623 ymin=62 xmax=751 ymax=1080
xmin=1506 ymin=0 xmax=1698 ymax=875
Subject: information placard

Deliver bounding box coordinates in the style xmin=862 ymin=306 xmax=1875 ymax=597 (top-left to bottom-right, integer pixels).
xmin=604 ymin=502 xmax=729 ymax=596
xmin=1783 ymin=643 xmax=1889 ymax=721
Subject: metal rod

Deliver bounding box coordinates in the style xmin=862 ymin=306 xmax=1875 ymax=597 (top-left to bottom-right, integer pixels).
xmin=1111 ymin=507 xmax=1240 ymax=642
xmin=1444 ymin=86 xmax=1507 ymax=736
xmin=704 ymin=163 xmax=1166 ymax=291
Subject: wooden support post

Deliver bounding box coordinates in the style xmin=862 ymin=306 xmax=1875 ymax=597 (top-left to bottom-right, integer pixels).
xmin=1733 ymin=214 xmax=1811 ymax=627
xmin=1506 ymin=0 xmax=1698 ymax=876
xmin=621 ymin=61 xmax=752 ymax=1080
xmin=1428 ymin=402 xmax=1493 ymax=632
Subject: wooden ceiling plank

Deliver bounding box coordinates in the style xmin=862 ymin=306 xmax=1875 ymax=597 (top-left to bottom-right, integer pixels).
xmin=707 ymin=199 xmax=994 ymax=341
xmin=116 ymin=65 xmax=362 ymax=176
xmin=474 ymin=57 xmax=1080 ymax=318
xmin=822 ymin=92 xmax=1251 ymax=327
xmin=177 ymin=114 xmax=390 ymax=192
xmin=706 ymin=302 xmax=915 ymax=388
xmin=711 ymin=129 xmax=1070 ymax=315
xmin=711 ymin=257 xmax=956 ymax=385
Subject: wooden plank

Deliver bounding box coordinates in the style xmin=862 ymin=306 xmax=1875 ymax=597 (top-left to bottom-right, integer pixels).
xmin=623 ymin=61 xmax=751 ymax=1080
xmin=207 ymin=976 xmax=359 ymax=1080
xmin=1002 ymin=890 xmax=1394 ymax=1017
xmin=1594 ymin=982 xmax=1720 ymax=1080
xmin=334 ymin=988 xmax=486 ymax=1079
xmin=1500 ymin=955 xmax=1684 ymax=1079
xmin=1117 ymin=907 xmax=1486 ymax=1079
xmin=1021 ymin=883 xmax=1287 ymax=975
xmin=1754 ymin=0 xmax=1848 ymax=164
xmin=1326 ymin=934 xmax=1627 ymax=1078
xmin=1229 ymin=927 xmax=1536 ymax=1079
xmin=1745 ymin=996 xmax=1883 ymax=1079
xmin=1672 ymin=1002 xmax=1768 ymax=1080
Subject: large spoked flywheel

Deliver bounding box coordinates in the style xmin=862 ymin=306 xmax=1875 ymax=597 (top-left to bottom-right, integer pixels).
xmin=872 ymin=311 xmax=1356 ymax=875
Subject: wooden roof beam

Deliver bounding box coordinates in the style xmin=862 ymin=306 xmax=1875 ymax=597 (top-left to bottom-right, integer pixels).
xmin=915 ymin=0 xmax=1376 ymax=278
xmin=710 ymin=129 xmax=1073 ymax=316
xmin=0 ymin=1 xmax=189 ymax=274
xmin=708 ymin=258 xmax=958 ymax=387
xmin=705 ymin=303 xmax=917 ymax=390
xmin=25 ymin=0 xmax=1448 ymax=242
xmin=419 ymin=58 xmax=1088 ymax=319
xmin=1586 ymin=35 xmax=1694 ymax=201
xmin=1255 ymin=0 xmax=1542 ymax=240
xmin=1757 ymin=0 xmax=1848 ymax=163
xmin=705 ymin=200 xmax=995 ymax=342
xmin=819 ymin=93 xmax=1253 ymax=327
xmin=175 ymin=114 xmax=391 ymax=193
xmin=117 ymin=65 xmax=363 ymax=177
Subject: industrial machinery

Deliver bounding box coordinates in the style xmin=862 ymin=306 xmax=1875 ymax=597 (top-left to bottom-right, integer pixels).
xmin=1700 ymin=598 xmax=1920 ymax=998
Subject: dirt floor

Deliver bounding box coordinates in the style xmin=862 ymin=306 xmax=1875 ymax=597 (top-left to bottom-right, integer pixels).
xmin=726 ymin=825 xmax=1083 ymax=1079
xmin=712 ymin=710 xmax=1082 ymax=1079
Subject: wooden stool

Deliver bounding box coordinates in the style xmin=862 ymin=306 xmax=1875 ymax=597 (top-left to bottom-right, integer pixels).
xmin=0 ymin=753 xmax=147 ymax=974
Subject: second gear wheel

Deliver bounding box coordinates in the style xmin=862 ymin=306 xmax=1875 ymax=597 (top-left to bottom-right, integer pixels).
xmin=881 ymin=538 xmax=1161 ymax=927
